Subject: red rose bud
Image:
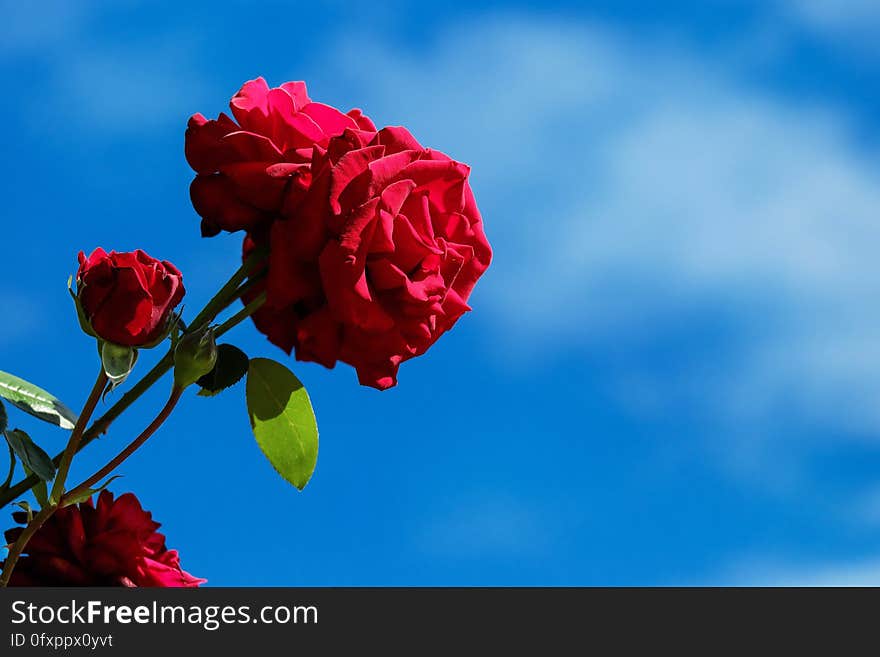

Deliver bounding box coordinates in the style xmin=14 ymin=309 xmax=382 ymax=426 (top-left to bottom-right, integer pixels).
xmin=173 ymin=326 xmax=218 ymax=388
xmin=76 ymin=248 xmax=185 ymax=347
xmin=1 ymin=491 xmax=205 ymax=587
xmin=185 ymin=77 xmax=376 ymax=237
xmin=244 ymin=125 xmax=492 ymax=390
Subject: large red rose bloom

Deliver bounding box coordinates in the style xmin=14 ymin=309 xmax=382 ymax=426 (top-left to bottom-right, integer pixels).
xmin=2 ymin=491 xmax=204 ymax=587
xmin=246 ymin=125 xmax=492 ymax=389
xmin=186 ymin=77 xmax=376 ymax=237
xmin=188 ymin=78 xmax=492 ymax=389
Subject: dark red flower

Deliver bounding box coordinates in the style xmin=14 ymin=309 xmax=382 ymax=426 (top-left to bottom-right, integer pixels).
xmin=76 ymin=248 xmax=185 ymax=347
xmin=245 ymin=125 xmax=492 ymax=389
xmin=2 ymin=491 xmax=204 ymax=587
xmin=186 ymin=77 xmax=376 ymax=237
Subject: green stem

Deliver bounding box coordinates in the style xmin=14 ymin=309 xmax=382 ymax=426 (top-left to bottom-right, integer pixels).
xmin=50 ymin=370 xmax=109 ymax=503
xmin=0 ymin=504 xmax=55 ymax=587
xmin=188 ymin=247 xmax=267 ymax=332
xmin=2 ymin=442 xmax=14 ymax=491
xmin=225 ymin=270 xmax=266 ymax=305
xmin=215 ymin=291 xmax=267 ymax=339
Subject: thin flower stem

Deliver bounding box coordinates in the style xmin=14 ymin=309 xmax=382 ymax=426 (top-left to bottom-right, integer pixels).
xmin=62 ymin=387 xmax=184 ymax=506
xmin=224 ymin=270 xmax=266 ymax=305
xmin=188 ymin=247 xmax=268 ymax=332
xmin=2 ymin=443 xmax=15 ymax=491
xmin=0 ymin=251 xmax=268 ymax=509
xmin=215 ymin=291 xmax=267 ymax=339
xmin=0 ymin=504 xmax=55 ymax=587
xmin=1 ymin=369 xmax=109 ymax=587
xmin=50 ymin=370 xmax=109 ymax=504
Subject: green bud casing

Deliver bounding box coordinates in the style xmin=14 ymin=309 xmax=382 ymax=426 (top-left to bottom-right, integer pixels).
xmin=174 ymin=327 xmax=219 ymax=388
xmin=101 ymin=342 xmax=138 ymax=390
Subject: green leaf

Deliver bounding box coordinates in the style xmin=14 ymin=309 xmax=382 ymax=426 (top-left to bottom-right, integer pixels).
xmin=0 ymin=370 xmax=78 ymax=430
xmin=246 ymin=358 xmax=318 ymax=490
xmin=22 ymin=464 xmax=49 ymax=508
xmin=61 ymin=475 xmax=122 ymax=507
xmin=2 ymin=437 xmax=15 ymax=490
xmin=13 ymin=500 xmax=33 ymax=523
xmin=5 ymin=429 xmax=56 ymax=482
xmin=0 ymin=399 xmax=7 ymax=434
xmin=68 ymin=275 xmax=97 ymax=339
xmin=197 ymin=344 xmax=249 ymax=397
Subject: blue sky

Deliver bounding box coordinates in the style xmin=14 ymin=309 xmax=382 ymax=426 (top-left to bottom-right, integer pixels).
xmin=3 ymin=0 xmax=880 ymax=585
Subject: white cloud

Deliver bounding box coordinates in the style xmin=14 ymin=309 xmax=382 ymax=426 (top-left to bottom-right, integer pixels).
xmin=782 ymin=0 xmax=880 ymax=40
xmin=47 ymin=37 xmax=212 ymax=131
xmin=334 ymin=17 xmax=880 ymax=437
xmin=725 ymin=556 xmax=880 ymax=586
xmin=2 ymin=2 xmax=211 ymax=133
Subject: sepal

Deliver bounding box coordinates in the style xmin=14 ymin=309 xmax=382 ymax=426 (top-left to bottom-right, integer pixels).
xmin=101 ymin=342 xmax=138 ymax=391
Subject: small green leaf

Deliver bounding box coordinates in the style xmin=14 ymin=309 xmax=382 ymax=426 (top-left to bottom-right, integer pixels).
xmin=33 ymin=480 xmax=49 ymax=508
xmin=22 ymin=464 xmax=49 ymax=508
xmin=197 ymin=344 xmax=249 ymax=397
xmin=2 ymin=437 xmax=15 ymax=490
xmin=13 ymin=500 xmax=33 ymax=522
xmin=246 ymin=358 xmax=318 ymax=490
xmin=5 ymin=429 xmax=56 ymax=482
xmin=61 ymin=475 xmax=122 ymax=507
xmin=0 ymin=400 xmax=7 ymax=434
xmin=68 ymin=275 xmax=97 ymax=339
xmin=0 ymin=370 xmax=78 ymax=430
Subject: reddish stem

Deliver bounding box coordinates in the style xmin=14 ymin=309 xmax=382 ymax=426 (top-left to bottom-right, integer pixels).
xmin=61 ymin=386 xmax=184 ymax=505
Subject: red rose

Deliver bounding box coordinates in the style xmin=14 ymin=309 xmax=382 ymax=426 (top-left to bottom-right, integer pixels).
xmin=76 ymin=248 xmax=185 ymax=347
xmin=185 ymin=77 xmax=376 ymax=237
xmin=246 ymin=125 xmax=492 ymax=389
xmin=2 ymin=491 xmax=205 ymax=587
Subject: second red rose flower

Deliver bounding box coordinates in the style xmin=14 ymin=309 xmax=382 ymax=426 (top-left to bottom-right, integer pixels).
xmin=2 ymin=491 xmax=204 ymax=587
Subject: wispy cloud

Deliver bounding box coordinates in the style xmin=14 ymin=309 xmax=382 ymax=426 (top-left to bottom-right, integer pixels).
xmin=724 ymin=555 xmax=880 ymax=586
xmin=781 ymin=0 xmax=880 ymax=42
xmin=334 ymin=17 xmax=880 ymax=443
xmin=2 ymin=1 xmax=212 ymax=134
xmin=48 ymin=38 xmax=213 ymax=131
